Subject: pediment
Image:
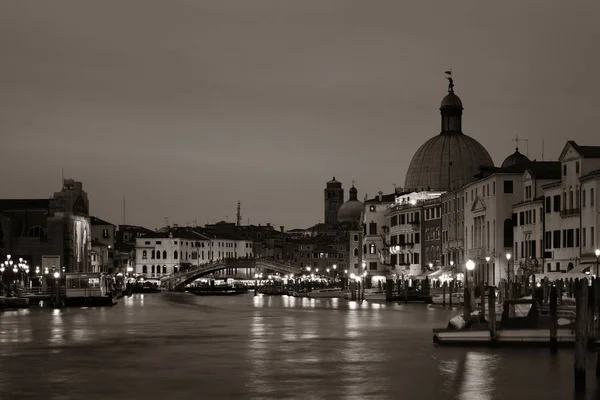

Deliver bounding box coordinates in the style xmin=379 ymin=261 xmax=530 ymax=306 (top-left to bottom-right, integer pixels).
xmin=73 ymin=196 xmax=88 ymax=216
xmin=523 ymin=170 xmax=533 ymax=181
xmin=559 ymin=141 xmax=581 ymax=162
xmin=471 ymin=196 xmax=486 ymax=213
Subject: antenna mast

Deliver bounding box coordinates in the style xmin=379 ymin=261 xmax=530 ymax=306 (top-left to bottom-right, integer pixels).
xmin=236 ymin=201 xmax=241 ymax=227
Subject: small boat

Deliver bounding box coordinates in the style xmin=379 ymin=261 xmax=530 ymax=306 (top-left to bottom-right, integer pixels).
xmin=431 ymin=292 xmax=464 ymax=305
xmin=187 ymin=286 xmax=248 ymax=296
xmin=433 ymin=299 xmax=576 ymax=346
xmin=307 ymin=288 xmax=346 ymax=298
xmin=364 ymin=289 xmax=386 ymax=301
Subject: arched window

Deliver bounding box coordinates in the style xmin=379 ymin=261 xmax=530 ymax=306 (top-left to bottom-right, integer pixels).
xmin=151 ymin=265 xmax=155 ymax=273
xmin=163 ymin=266 xmax=167 ymax=274
xmin=27 ymin=225 xmax=47 ymax=238
xmin=155 ymin=266 xmax=160 ymax=275
xmin=156 ymin=251 xmax=160 ymax=260
xmin=151 ymin=250 xmax=155 ymax=259
xmin=363 ymin=244 xmax=367 ymax=254
xmin=174 ymin=266 xmax=178 ymax=273
xmin=568 ymin=262 xmax=574 ymax=271
xmin=142 ymin=250 xmax=147 ymax=259
xmin=163 ymin=250 xmax=167 ymax=259
xmin=174 ymin=251 xmax=178 ymax=259
xmin=142 ymin=265 xmax=147 ymax=274
xmin=353 ymin=248 xmax=359 ymax=256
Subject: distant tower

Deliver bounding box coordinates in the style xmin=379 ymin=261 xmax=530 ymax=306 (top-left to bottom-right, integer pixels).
xmin=324 ymin=177 xmax=344 ymax=225
xmin=236 ymin=201 xmax=241 ymax=227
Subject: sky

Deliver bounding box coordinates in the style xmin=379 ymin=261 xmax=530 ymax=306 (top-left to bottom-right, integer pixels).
xmin=1 ymin=0 xmax=600 ymax=230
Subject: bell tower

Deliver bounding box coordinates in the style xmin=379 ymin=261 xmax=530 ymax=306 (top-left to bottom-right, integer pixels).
xmin=324 ymin=177 xmax=344 ymax=225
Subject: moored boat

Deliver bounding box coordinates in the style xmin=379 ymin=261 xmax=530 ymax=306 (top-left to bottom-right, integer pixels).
xmin=307 ymin=288 xmax=346 ymax=298
xmin=433 ymin=299 xmax=576 ymax=346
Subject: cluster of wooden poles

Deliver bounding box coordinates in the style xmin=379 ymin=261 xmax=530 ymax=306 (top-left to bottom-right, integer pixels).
xmin=459 ymin=276 xmax=600 ymax=394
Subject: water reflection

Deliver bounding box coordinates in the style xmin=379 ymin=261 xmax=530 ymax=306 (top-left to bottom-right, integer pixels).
xmin=0 ymin=294 xmax=593 ymax=399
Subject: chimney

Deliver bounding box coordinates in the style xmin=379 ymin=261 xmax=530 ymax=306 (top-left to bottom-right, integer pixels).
xmin=378 ymin=191 xmax=383 ymax=202
xmin=280 ymin=226 xmax=284 ymax=233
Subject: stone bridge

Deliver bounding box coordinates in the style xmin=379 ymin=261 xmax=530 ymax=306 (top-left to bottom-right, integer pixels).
xmin=160 ymin=258 xmax=301 ymax=291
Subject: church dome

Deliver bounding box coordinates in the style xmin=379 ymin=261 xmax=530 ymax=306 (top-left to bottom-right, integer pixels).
xmin=501 ymin=149 xmax=530 ymax=168
xmin=404 ymin=78 xmax=494 ymax=192
xmin=338 ymin=185 xmax=363 ymax=222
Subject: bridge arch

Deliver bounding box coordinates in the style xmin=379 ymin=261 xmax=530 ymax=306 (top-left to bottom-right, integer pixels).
xmin=160 ymin=259 xmax=301 ymax=291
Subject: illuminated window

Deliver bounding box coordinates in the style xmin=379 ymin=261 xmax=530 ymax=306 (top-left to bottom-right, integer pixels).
xmin=369 ymin=244 xmax=376 ymax=254
xmin=142 ymin=250 xmax=147 ymax=259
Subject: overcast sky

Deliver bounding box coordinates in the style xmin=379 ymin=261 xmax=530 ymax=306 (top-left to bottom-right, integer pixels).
xmin=1 ymin=0 xmax=599 ymax=229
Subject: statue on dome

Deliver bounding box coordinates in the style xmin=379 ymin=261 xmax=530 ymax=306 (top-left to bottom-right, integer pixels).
xmin=445 ymin=70 xmax=454 ymax=93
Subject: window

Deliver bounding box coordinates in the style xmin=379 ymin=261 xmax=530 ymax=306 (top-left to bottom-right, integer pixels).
xmin=519 ymin=212 xmax=524 ymax=226
xmin=151 ymin=250 xmax=155 ymax=259
xmin=415 ymin=233 xmax=420 ymax=244
xmin=414 ymin=253 xmax=420 ymax=264
xmin=576 ymin=161 xmax=580 ymax=174
xmin=174 ymin=251 xmax=178 ymax=259
xmin=545 ymin=231 xmax=551 ymax=249
xmin=151 ymin=265 xmax=155 ymax=274
xmin=163 ymin=266 xmax=167 ymax=274
xmin=563 ymin=164 xmax=567 ymax=176
xmin=391 ymin=216 xmax=398 ymax=226
xmin=369 ymin=222 xmax=377 ymax=235
xmin=592 ymin=189 xmax=595 ymax=207
xmin=353 ymin=248 xmax=358 ymax=256
xmin=142 ymin=265 xmax=147 ymax=274
xmin=583 ymin=228 xmax=587 ymax=247
xmin=102 ymin=229 xmax=109 ymax=238
xmin=27 ymin=225 xmax=47 ymax=238
xmin=163 ymin=250 xmax=167 ymax=259
xmin=576 ymin=229 xmax=580 ymax=248
xmin=156 ymin=251 xmax=160 ymax=259
xmin=545 ymin=197 xmax=551 ymax=213
xmin=369 ymin=262 xmax=377 ymax=270
xmin=553 ymin=195 xmax=560 ymax=212
xmin=369 ymin=205 xmax=376 ymax=212
xmin=142 ymin=250 xmax=147 ymax=259
xmin=583 ymin=190 xmax=586 ymax=207
xmin=553 ymin=231 xmax=560 ymax=248
xmin=493 ymin=182 xmax=496 ymax=195
xmin=503 ymin=180 xmax=513 ymax=194
xmin=566 ymin=229 xmax=574 ymax=248
xmin=369 ymin=243 xmax=376 ymax=254
xmin=353 ymin=234 xmax=359 ymax=242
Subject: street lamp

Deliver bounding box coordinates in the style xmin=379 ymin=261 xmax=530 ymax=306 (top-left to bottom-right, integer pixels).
xmin=306 ymin=266 xmax=311 ymax=272
xmin=595 ymin=248 xmax=600 ymax=277
xmin=506 ymin=253 xmax=512 ymax=283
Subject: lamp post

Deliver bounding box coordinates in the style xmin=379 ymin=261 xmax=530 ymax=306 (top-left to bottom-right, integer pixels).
xmin=505 ymin=253 xmax=512 ymax=283
xmin=595 ymin=249 xmax=600 ymax=277
xmin=485 ymin=256 xmax=491 ymax=286
xmin=465 ymin=259 xmax=475 ymax=319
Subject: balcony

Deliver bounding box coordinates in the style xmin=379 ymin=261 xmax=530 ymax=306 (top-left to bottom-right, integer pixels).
xmin=560 ymin=208 xmax=580 ymax=218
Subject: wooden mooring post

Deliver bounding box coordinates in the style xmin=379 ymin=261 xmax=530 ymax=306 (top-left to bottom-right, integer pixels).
xmin=385 ymin=279 xmax=393 ymax=302
xmin=448 ymin=281 xmax=453 ymax=307
xmin=574 ymin=278 xmax=588 ymax=393
xmin=479 ymin=282 xmax=486 ymax=321
xmin=488 ymin=287 xmax=496 ymax=342
xmin=442 ymin=282 xmax=446 ymax=307
xmin=549 ymin=285 xmax=557 ymax=353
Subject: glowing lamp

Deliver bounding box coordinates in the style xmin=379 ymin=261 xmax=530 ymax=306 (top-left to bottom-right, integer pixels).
xmin=595 ymin=249 xmax=600 ymax=257
xmin=485 ymin=256 xmax=490 ymax=262
xmin=506 ymin=253 xmax=512 ymax=261
xmin=466 ymin=259 xmax=475 ymax=271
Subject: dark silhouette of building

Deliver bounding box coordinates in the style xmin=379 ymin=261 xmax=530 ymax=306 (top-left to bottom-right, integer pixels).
xmin=324 ymin=177 xmax=344 ymax=225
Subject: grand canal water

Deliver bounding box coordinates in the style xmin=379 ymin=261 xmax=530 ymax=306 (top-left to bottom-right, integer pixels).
xmin=0 ymin=293 xmax=598 ymax=399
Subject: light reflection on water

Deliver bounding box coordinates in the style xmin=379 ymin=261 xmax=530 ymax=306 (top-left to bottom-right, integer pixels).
xmin=1 ymin=293 xmax=600 ymax=400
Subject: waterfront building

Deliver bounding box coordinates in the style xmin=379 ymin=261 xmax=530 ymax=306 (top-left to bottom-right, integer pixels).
xmin=91 ymin=216 xmax=116 ymax=271
xmin=542 ymin=141 xmax=600 ymax=273
xmin=422 ymin=197 xmax=442 ymax=269
xmin=0 ymin=179 xmax=91 ymax=273
xmin=91 ymin=239 xmax=110 ymax=273
xmin=386 ymin=191 xmax=444 ymax=278
xmin=362 ymin=191 xmax=396 ymax=283
xmin=441 ymin=186 xmax=466 ymax=271
xmin=511 ymin=162 xmax=561 ymax=280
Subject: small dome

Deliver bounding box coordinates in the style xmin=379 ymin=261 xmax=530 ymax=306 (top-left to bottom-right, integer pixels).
xmin=440 ymin=92 xmax=463 ymax=109
xmin=338 ymin=184 xmax=363 ymax=222
xmin=501 ymin=149 xmax=530 ymax=168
